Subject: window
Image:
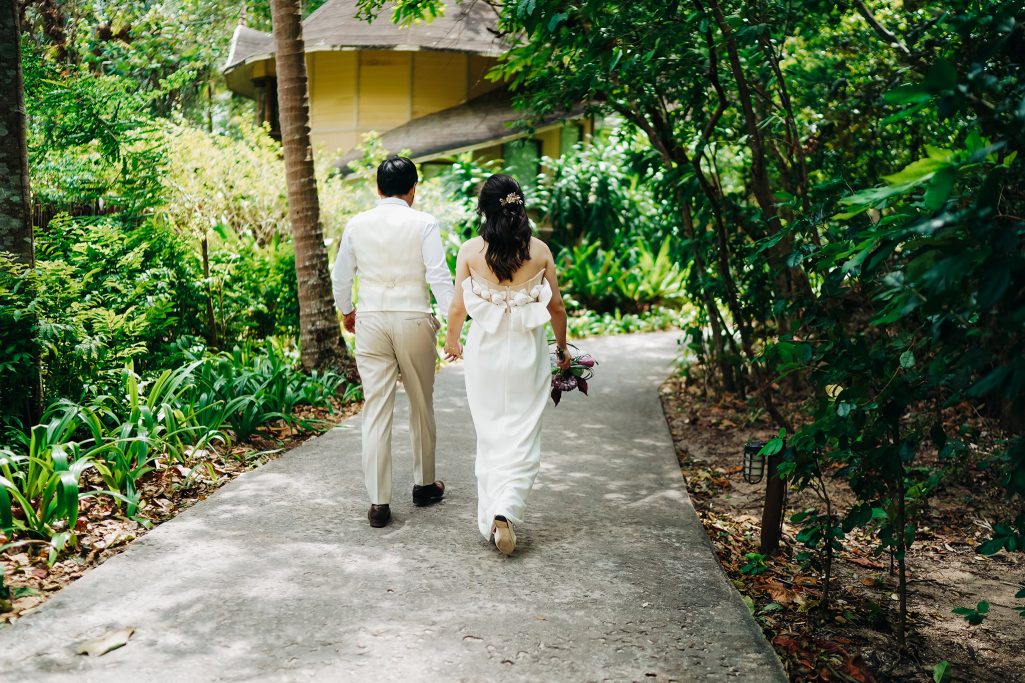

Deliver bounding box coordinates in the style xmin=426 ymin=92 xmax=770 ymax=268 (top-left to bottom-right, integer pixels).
xmin=560 ymin=122 xmax=583 ymax=155
xmin=503 ymin=138 xmax=542 ymax=189
xmin=420 ymin=162 xmax=449 ymax=181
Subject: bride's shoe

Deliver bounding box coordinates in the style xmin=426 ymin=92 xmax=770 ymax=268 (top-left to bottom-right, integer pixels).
xmin=491 ymin=516 xmax=516 ymax=556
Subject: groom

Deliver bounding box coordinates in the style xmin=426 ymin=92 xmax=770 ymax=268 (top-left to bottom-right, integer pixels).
xmin=332 ymin=156 xmax=455 ymax=528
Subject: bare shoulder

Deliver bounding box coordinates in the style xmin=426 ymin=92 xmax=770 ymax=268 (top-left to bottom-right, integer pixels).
xmin=460 ymin=236 xmax=485 ymax=253
xmin=529 ymin=236 xmax=553 ymax=260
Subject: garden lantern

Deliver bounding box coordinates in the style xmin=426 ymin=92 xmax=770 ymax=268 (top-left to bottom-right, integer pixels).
xmin=743 ymin=440 xmax=767 ymax=484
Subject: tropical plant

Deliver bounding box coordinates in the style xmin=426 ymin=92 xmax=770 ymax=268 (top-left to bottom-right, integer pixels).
xmin=557 ymin=237 xmax=688 ymax=313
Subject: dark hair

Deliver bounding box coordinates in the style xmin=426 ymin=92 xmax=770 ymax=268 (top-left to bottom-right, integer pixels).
xmin=377 ymin=156 xmax=418 ymax=196
xmin=477 ymin=174 xmax=531 ymax=282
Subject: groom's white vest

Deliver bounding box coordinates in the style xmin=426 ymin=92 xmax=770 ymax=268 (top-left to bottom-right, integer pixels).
xmin=346 ymin=202 xmax=432 ymax=314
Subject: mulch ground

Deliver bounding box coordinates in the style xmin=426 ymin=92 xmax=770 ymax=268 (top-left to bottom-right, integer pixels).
xmin=0 ymin=399 xmax=362 ymax=623
xmin=660 ymin=377 xmax=1024 ymax=683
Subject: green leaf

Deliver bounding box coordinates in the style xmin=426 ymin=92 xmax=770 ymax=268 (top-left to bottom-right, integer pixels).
xmin=0 ymin=486 xmax=12 ymax=533
xmin=969 ymin=367 xmax=1010 ymax=398
xmin=759 ymin=437 xmax=784 ymax=457
xmin=978 ymin=267 xmax=1010 ymax=311
xmin=923 ymin=167 xmax=956 ymax=210
xmin=48 ymin=532 xmax=71 ymax=566
xmin=882 ymin=156 xmax=947 ymax=186
xmin=933 ymin=661 xmax=951 ymax=683
xmin=609 ymin=47 xmax=623 ymax=71
xmin=884 ymin=85 xmax=931 ymax=105
xmin=925 ymin=59 xmax=957 ymax=92
xmin=844 ymin=504 xmax=873 ymax=532
xmin=547 ymin=12 xmax=568 ymax=31
xmin=900 ymin=351 xmax=915 ymax=369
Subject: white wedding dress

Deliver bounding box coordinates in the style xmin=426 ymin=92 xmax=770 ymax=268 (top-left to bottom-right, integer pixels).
xmin=462 ymin=267 xmax=552 ymax=539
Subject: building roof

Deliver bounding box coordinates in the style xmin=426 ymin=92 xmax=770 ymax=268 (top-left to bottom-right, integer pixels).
xmin=335 ymin=89 xmax=581 ymax=170
xmin=224 ymin=0 xmax=503 ymax=73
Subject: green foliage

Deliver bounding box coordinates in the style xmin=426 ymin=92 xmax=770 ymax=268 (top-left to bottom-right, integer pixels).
xmin=183 ymin=341 xmax=353 ymax=441
xmin=566 ymin=306 xmax=689 ymax=339
xmin=952 ymin=601 xmax=990 ymax=626
xmin=361 ymin=0 xmax=1025 ymax=652
xmin=933 ymin=661 xmax=951 ymax=683
xmin=557 ymin=237 xmax=688 ymax=314
xmin=23 ymin=43 xmax=169 ymax=220
xmin=740 ymin=552 xmax=769 ymax=576
xmin=207 ymin=228 xmax=301 ymax=340
xmin=535 ymin=129 xmax=673 ymax=248
xmin=0 ymin=344 xmax=356 ymax=553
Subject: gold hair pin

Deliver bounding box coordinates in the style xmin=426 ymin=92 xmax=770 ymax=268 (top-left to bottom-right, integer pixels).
xmin=499 ymin=192 xmax=523 ymax=206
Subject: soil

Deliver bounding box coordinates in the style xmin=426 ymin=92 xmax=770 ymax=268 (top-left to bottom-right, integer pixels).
xmin=659 ymin=377 xmax=1024 ymax=683
xmin=0 ymin=399 xmax=362 ymax=624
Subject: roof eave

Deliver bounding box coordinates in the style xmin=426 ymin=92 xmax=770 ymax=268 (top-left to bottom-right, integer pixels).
xmin=225 ymin=43 xmax=505 ymax=76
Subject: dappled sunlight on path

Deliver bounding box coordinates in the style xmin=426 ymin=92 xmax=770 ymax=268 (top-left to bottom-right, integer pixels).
xmin=0 ymin=332 xmax=785 ymax=682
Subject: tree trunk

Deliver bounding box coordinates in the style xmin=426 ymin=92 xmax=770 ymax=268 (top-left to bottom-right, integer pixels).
xmin=269 ymin=0 xmax=351 ymax=373
xmin=1 ymin=1 xmax=33 ymax=266
xmin=1 ymin=0 xmax=41 ymax=425
xmin=703 ymin=0 xmax=811 ymax=305
xmin=202 ymin=232 xmax=218 ymax=348
xmin=895 ymin=453 xmax=908 ymax=650
xmin=680 ymin=200 xmax=735 ymax=393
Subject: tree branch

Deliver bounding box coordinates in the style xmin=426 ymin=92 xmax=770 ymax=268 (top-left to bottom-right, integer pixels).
xmin=852 ymin=0 xmax=911 ymax=57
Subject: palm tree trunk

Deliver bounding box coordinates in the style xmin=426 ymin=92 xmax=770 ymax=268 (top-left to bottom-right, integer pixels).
xmin=269 ymin=0 xmax=351 ymax=373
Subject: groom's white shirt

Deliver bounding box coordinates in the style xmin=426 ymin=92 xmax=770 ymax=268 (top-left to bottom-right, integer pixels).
xmin=332 ymin=197 xmax=454 ymax=317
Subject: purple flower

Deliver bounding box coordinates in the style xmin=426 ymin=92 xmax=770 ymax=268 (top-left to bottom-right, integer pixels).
xmin=548 ymin=346 xmax=597 ymax=405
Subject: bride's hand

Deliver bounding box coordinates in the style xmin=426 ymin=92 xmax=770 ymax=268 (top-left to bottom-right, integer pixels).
xmin=444 ymin=340 xmax=463 ymax=362
xmin=556 ymin=346 xmax=572 ymax=371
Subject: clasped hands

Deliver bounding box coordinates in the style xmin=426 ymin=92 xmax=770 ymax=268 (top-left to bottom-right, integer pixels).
xmin=444 ymin=335 xmax=462 ymax=362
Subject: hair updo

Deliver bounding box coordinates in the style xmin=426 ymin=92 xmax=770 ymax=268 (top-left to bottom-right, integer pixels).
xmin=477 ymin=174 xmax=531 ymax=282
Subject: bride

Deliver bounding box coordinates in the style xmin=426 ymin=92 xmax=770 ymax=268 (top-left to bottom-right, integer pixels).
xmin=443 ymin=174 xmax=571 ymax=556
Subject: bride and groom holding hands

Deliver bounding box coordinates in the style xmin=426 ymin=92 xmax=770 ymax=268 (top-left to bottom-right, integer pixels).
xmin=331 ymin=156 xmax=572 ymax=556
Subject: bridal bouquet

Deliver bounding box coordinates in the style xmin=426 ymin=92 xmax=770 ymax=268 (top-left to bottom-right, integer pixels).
xmin=550 ymin=343 xmax=598 ymax=406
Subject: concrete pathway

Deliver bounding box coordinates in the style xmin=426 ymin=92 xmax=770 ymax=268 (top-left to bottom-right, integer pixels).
xmin=0 ymin=332 xmax=785 ymax=682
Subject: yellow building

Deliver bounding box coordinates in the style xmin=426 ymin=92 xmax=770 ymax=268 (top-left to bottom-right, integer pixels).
xmin=223 ymin=0 xmax=587 ymax=182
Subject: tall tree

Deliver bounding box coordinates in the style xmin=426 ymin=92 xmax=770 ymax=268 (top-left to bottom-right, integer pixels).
xmin=1 ymin=0 xmax=40 ymax=424
xmin=1 ymin=0 xmax=33 ymax=266
xmin=269 ymin=0 xmax=349 ymax=372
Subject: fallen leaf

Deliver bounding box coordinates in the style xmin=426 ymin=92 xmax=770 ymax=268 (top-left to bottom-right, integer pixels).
xmin=846 ymin=556 xmax=885 ymax=569
xmin=759 ymin=580 xmax=799 ymax=606
xmin=76 ymin=627 xmax=135 ymax=657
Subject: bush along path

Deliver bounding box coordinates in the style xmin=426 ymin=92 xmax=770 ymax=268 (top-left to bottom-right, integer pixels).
xmin=0 ymin=332 xmax=785 ymax=682
xmin=661 ymin=377 xmax=1025 ymax=682
xmin=0 ymin=342 xmax=362 ymax=620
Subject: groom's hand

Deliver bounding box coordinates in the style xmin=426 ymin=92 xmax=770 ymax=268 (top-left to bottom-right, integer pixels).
xmin=343 ymin=309 xmax=357 ymax=334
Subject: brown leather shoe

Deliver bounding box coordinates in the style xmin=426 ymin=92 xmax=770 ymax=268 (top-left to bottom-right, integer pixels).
xmin=368 ymin=504 xmax=391 ymax=528
xmin=412 ymin=481 xmax=445 ymax=507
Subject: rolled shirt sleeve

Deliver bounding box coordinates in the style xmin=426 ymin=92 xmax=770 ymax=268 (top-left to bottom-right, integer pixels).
xmin=422 ymin=219 xmax=455 ymax=317
xmin=332 ymin=227 xmax=356 ymax=315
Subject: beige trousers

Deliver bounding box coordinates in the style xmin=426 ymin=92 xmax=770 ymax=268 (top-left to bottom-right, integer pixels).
xmin=354 ymin=311 xmax=440 ymax=505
